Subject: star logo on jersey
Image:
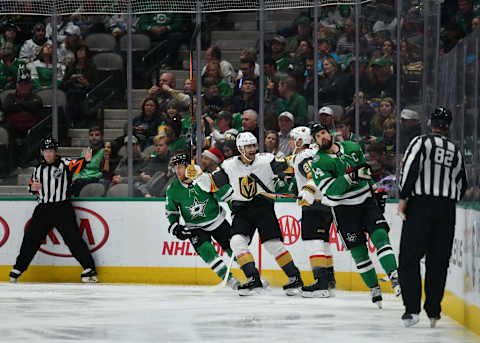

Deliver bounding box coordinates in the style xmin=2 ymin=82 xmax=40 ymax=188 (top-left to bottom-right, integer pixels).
xmin=186 ymin=197 xmax=208 ymax=219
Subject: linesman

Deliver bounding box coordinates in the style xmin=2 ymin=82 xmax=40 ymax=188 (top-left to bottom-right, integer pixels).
xmin=9 ymin=136 xmax=98 ymax=283
xmin=398 ymin=107 xmax=467 ymax=327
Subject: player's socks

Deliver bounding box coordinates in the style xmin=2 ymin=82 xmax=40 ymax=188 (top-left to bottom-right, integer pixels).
xmin=236 ymin=251 xmax=258 ymax=278
xmin=350 ymin=244 xmax=379 ymax=288
xmin=197 ymin=242 xmax=232 ymax=281
xmin=370 ymin=229 xmax=397 ymax=274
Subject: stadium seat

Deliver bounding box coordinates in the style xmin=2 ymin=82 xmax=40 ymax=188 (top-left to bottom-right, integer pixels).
xmin=85 ymin=33 xmax=117 ymax=53
xmin=106 ymin=184 xmax=129 ymax=197
xmin=79 ymin=183 xmax=106 ymax=197
xmin=119 ymin=34 xmax=151 ymax=52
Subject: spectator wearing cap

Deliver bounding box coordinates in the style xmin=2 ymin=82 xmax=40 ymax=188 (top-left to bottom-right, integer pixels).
xmin=232 ymin=76 xmax=259 ymax=114
xmin=285 ymin=17 xmax=312 ymax=56
xmin=45 ymin=15 xmax=74 ymax=43
xmin=336 ymin=17 xmax=355 ymax=58
xmin=270 ymin=35 xmax=291 ymax=73
xmin=206 ymin=110 xmax=238 ymax=148
xmin=28 ymin=42 xmax=66 ymax=90
xmin=365 ymin=58 xmax=396 ymax=99
xmin=277 ymin=111 xmax=294 ymax=156
xmin=0 ymin=42 xmax=25 ymax=91
xmin=318 ymin=106 xmax=335 ymax=130
xmin=201 ymin=146 xmax=224 ymax=172
xmin=277 ymin=75 xmax=308 ymax=125
xmin=19 ymin=22 xmax=49 ymax=63
xmin=111 ymin=135 xmax=148 ymax=186
xmin=63 ymin=45 xmax=98 ymax=128
xmin=318 ymin=56 xmax=351 ymax=108
xmin=58 ymin=24 xmax=83 ymax=66
xmin=202 ymin=46 xmax=235 ymax=89
xmin=399 ymin=108 xmax=421 ymax=154
xmin=1 ymin=23 xmax=21 ymax=57
xmin=3 ymin=66 xmax=43 ymax=166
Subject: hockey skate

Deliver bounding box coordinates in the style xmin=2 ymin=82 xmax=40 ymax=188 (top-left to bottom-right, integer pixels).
xmin=226 ymin=275 xmax=241 ymax=291
xmin=370 ymin=285 xmax=383 ymax=309
xmin=283 ymin=274 xmax=303 ymax=296
xmin=327 ymin=267 xmax=336 ymax=297
xmin=402 ymin=313 xmax=420 ymax=327
xmin=388 ymin=270 xmax=401 ymax=297
xmin=9 ymin=269 xmax=21 ymax=283
xmin=301 ymin=278 xmax=330 ymax=298
xmin=429 ymin=315 xmax=441 ymax=328
xmin=238 ymin=276 xmax=264 ymax=296
xmin=81 ymin=268 xmax=98 ymax=283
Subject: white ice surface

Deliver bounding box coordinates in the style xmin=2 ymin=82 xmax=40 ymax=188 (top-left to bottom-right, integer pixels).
xmin=0 ymin=283 xmax=479 ymax=343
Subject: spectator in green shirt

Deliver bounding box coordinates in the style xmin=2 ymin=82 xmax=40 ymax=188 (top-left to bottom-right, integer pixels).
xmin=270 ymin=35 xmax=291 ymax=72
xmin=277 ymin=75 xmax=308 ymax=125
xmin=0 ymin=42 xmax=24 ymax=91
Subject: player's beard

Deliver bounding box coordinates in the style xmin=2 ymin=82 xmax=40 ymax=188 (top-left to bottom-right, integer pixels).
xmin=318 ymin=136 xmax=333 ymax=150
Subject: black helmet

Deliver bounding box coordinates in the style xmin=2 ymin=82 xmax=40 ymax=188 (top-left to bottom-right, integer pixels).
xmin=309 ymin=121 xmax=329 ymax=138
xmin=171 ymin=152 xmax=189 ymax=166
xmin=41 ymin=136 xmax=58 ymax=151
xmin=431 ymin=106 xmax=452 ymax=129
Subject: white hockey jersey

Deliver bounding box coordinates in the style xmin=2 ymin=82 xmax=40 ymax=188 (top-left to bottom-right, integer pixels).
xmin=195 ymin=153 xmax=288 ymax=202
xmin=290 ymin=148 xmax=322 ymax=201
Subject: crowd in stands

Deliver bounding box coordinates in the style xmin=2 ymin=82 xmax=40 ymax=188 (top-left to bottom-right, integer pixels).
xmin=0 ymin=0 xmax=478 ymax=195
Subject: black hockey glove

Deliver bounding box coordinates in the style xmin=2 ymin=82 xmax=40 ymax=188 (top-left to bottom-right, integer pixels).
xmin=374 ymin=188 xmax=388 ymax=213
xmin=346 ymin=163 xmax=372 ymax=182
xmin=168 ymin=222 xmax=192 ymax=240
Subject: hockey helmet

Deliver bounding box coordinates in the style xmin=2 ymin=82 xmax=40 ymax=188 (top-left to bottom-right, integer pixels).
xmin=290 ymin=126 xmax=312 ymax=146
xmin=236 ymin=132 xmax=257 ymax=150
xmin=41 ymin=136 xmax=58 ymax=151
xmin=430 ymin=106 xmax=452 ymax=130
xmin=309 ymin=122 xmax=329 ymax=138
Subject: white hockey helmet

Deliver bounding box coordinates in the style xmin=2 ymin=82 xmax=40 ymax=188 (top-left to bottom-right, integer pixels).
xmin=236 ymin=131 xmax=258 ymax=150
xmin=289 ymin=126 xmax=312 ymax=146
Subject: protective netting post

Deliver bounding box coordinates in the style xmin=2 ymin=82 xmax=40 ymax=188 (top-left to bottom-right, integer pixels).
xmin=258 ymin=0 xmax=265 ymax=152
xmin=51 ymin=8 xmax=58 ymax=141
xmin=195 ymin=0 xmax=203 ymax=163
xmin=395 ymin=0 xmax=402 ymax=197
xmin=313 ymin=0 xmax=319 ymax=122
xmin=127 ymin=1 xmax=134 ymax=197
xmin=354 ymin=0 xmax=360 ymax=137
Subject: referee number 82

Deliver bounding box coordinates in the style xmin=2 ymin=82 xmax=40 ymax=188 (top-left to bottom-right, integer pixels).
xmin=434 ymin=147 xmax=454 ymax=167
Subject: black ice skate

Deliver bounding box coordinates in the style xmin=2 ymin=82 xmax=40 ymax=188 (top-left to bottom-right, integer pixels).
xmin=81 ymin=268 xmax=98 ymax=283
xmin=9 ymin=269 xmax=21 ymax=283
xmin=238 ymin=276 xmax=264 ymax=296
xmin=370 ymin=285 xmax=383 ymax=309
xmin=301 ymin=277 xmax=330 ymax=298
xmin=328 ymin=267 xmax=336 ymax=290
xmin=388 ymin=270 xmax=401 ymax=297
xmin=401 ymin=313 xmax=420 ymax=327
xmin=283 ymin=274 xmax=303 ymax=296
xmin=429 ymin=315 xmax=441 ymax=328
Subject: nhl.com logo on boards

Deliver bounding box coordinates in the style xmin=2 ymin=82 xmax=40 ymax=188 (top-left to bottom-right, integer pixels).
xmin=23 ymin=207 xmax=109 ymax=257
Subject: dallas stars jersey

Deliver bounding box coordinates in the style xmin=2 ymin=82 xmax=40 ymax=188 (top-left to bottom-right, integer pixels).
xmin=195 ymin=153 xmax=288 ymax=202
xmin=291 ymin=148 xmax=322 ymax=201
xmin=165 ymin=178 xmax=233 ymax=231
xmin=311 ymin=141 xmax=372 ymax=207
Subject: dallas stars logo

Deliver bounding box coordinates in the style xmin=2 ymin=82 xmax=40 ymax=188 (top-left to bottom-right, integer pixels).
xmin=186 ymin=197 xmax=208 ymax=219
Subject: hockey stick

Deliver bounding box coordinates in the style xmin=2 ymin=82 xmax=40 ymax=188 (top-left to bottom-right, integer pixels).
xmin=249 ymin=173 xmax=299 ymax=200
xmin=188 ymin=23 xmax=201 ymax=165
xmin=221 ymin=253 xmax=235 ymax=287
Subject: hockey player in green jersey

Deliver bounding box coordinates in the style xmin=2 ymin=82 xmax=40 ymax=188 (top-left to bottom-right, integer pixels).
xmin=309 ymin=123 xmax=400 ymax=308
xmin=165 ymin=152 xmax=240 ymax=290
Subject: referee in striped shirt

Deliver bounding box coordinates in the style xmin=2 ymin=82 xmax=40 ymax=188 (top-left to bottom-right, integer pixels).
xmin=9 ymin=136 xmax=98 ymax=283
xmin=397 ymin=107 xmax=467 ymax=328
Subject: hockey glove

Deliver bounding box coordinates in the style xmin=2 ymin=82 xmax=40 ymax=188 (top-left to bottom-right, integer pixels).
xmin=346 ymin=163 xmax=372 ymax=182
xmin=374 ymin=188 xmax=388 ymax=213
xmin=297 ymin=185 xmax=316 ymax=207
xmin=168 ymin=222 xmax=192 ymax=240
xmin=185 ymin=164 xmax=202 ymax=180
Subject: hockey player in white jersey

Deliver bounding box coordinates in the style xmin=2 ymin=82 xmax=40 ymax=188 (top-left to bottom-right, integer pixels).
xmin=289 ymin=126 xmax=335 ymax=297
xmin=187 ymin=132 xmax=304 ymax=296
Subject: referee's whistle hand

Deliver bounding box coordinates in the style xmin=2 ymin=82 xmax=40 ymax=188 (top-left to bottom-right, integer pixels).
xmin=397 ymin=199 xmax=407 ymax=221
xmin=31 ymin=182 xmax=42 ymax=192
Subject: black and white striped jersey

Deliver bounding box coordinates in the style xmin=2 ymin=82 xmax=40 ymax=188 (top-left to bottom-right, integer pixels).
xmin=29 ymin=157 xmax=86 ymax=203
xmin=399 ymin=133 xmax=467 ymax=201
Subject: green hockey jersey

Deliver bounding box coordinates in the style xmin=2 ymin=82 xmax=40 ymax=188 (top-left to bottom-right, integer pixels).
xmin=311 ymin=140 xmax=372 ymax=207
xmin=165 ymin=178 xmax=233 ymax=231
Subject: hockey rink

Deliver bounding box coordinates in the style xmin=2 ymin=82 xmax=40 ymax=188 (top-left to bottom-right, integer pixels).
xmin=1 ymin=283 xmax=479 ymax=343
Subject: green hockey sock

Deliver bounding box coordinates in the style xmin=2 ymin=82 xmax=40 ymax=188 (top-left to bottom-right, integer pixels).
xmin=197 ymin=242 xmax=228 ymax=280
xmin=350 ymin=244 xmax=378 ymax=289
xmin=370 ymin=229 xmax=397 ymax=275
